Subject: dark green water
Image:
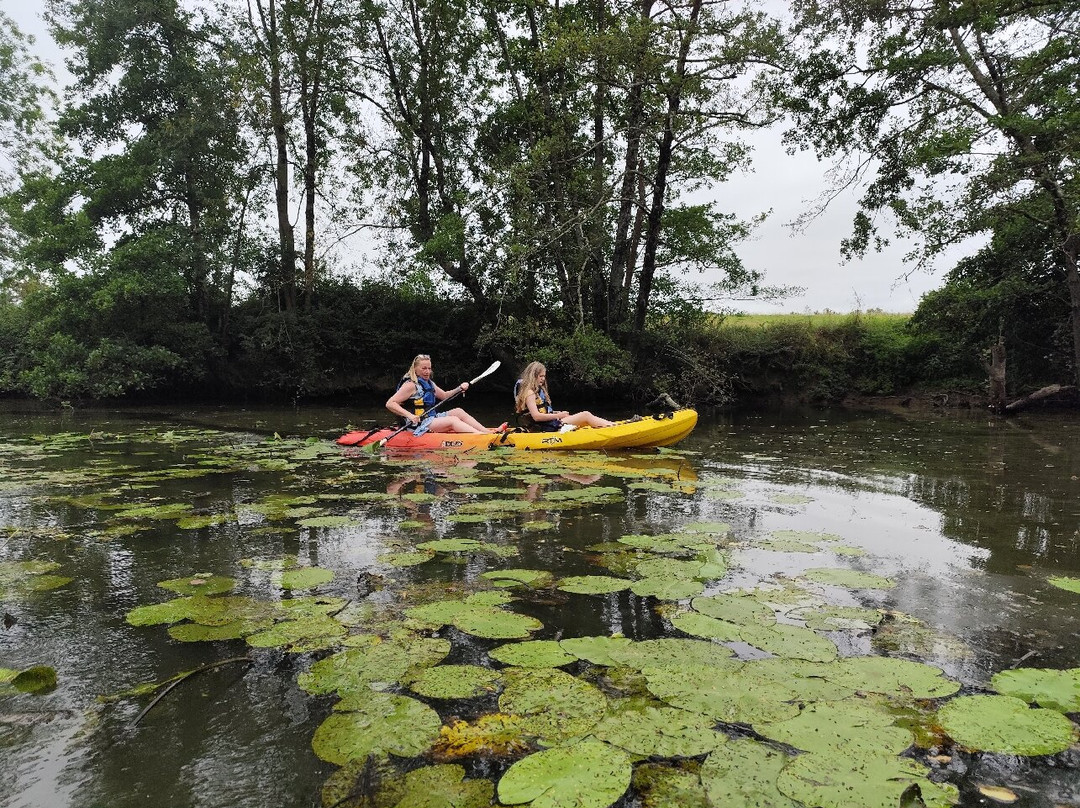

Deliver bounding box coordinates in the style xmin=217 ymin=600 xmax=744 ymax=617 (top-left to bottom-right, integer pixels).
xmin=1 ymin=403 xmax=1078 ymax=808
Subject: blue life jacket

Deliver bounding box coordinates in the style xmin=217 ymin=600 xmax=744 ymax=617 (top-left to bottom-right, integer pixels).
xmin=397 ymin=376 xmax=437 ymax=425
xmin=514 ymin=379 xmax=562 ymax=432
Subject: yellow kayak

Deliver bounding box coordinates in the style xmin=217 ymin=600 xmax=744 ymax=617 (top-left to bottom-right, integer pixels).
xmin=498 ymin=409 xmax=697 ymax=451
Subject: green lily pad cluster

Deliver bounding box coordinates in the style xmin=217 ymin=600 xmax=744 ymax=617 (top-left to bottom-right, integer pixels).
xmin=0 ymin=560 xmax=73 ymax=600
xmin=0 ymin=665 xmax=58 ymax=695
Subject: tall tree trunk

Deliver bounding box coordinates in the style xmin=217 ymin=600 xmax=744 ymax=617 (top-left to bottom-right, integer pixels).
xmin=987 ymin=336 xmax=1006 ymax=414
xmin=258 ymin=0 xmax=297 ymax=313
xmin=1064 ymin=235 xmax=1080 ymax=388
xmin=607 ymin=0 xmax=653 ymax=332
xmin=299 ymin=0 xmax=324 ymax=311
xmin=634 ymin=0 xmax=702 ymax=336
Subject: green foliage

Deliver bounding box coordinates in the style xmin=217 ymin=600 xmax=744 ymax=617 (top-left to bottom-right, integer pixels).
xmin=908 ymin=215 xmax=1072 ymax=390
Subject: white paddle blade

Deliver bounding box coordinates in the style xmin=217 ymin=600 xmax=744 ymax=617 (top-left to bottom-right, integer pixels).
xmin=470 ymin=360 xmax=501 ymax=384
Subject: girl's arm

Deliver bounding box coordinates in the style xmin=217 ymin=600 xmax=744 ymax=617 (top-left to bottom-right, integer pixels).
xmin=526 ymin=389 xmax=564 ymax=422
xmin=386 ymin=383 xmax=418 ymax=422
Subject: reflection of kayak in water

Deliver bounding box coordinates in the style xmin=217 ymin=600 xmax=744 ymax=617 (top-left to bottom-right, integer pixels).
xmin=337 ymin=409 xmax=698 ymax=452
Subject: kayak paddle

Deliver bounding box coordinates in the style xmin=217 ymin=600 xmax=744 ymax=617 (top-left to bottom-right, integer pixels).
xmin=363 ymin=360 xmax=502 ymax=452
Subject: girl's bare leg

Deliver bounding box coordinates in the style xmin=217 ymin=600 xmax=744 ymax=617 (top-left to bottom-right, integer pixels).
xmin=445 ymin=407 xmax=488 ymax=431
xmin=426 ymin=414 xmax=485 ymax=434
xmin=562 ymin=411 xmax=615 ymax=429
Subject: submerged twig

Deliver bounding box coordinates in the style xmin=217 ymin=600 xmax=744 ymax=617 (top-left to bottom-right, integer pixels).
xmin=131 ymin=656 xmax=253 ymax=727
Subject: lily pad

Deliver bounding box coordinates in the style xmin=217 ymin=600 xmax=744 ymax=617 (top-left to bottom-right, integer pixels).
xmin=278 ymin=567 xmax=334 ymax=590
xmin=416 ymin=538 xmax=485 ymax=553
xmin=11 ymin=666 xmax=58 ymax=694
xmin=632 ymin=762 xmax=710 ymax=808
xmin=157 ymin=574 xmax=236 ymax=596
xmin=481 ymin=569 xmax=555 ymax=589
xmin=791 ymin=605 xmax=883 ymax=632
xmin=1047 ymin=576 xmax=1080 ymax=595
xmin=557 ymin=575 xmax=632 ymax=595
xmin=490 ymin=640 xmax=578 ymax=668
xmin=378 ymin=549 xmax=437 ymax=567
xmin=991 ymin=667 xmax=1080 ymax=713
xmin=631 ymin=577 xmax=705 ymax=600
xmin=559 ymin=635 xmax=633 ymax=667
xmin=311 ymin=692 xmax=441 ymax=765
xmin=700 ymin=737 xmax=796 ymax=807
xmin=406 ymin=600 xmax=543 ymax=640
xmin=936 ymin=694 xmax=1078 ymax=755
xmin=759 ymin=699 xmax=914 ymax=756
xmin=297 ymin=515 xmax=358 ymax=528
xmin=385 ymin=764 xmax=494 ymax=808
xmin=607 ymin=638 xmax=736 ymax=670
xmin=830 ymin=656 xmax=960 ymax=700
xmin=499 ymin=668 xmax=608 ymax=745
xmin=298 ymin=635 xmax=451 ymax=695
xmin=803 ymin=567 xmax=896 ymax=590
xmin=497 ymin=741 xmax=632 ymax=808
xmin=644 ymin=661 xmax=803 ymax=725
xmin=409 ymin=665 xmax=501 ymax=700
xmin=691 ymin=593 xmax=776 ymax=627
xmin=776 ymin=752 xmax=959 ymax=808
xmin=433 ymin=714 xmax=532 ymax=761
xmin=594 ymin=704 xmax=724 ymax=757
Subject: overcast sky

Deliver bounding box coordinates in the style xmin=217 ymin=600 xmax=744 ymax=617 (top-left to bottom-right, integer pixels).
xmin=5 ymin=0 xmax=976 ymax=315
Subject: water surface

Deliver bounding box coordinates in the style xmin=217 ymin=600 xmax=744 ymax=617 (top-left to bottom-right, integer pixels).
xmin=1 ymin=404 xmax=1078 ymax=807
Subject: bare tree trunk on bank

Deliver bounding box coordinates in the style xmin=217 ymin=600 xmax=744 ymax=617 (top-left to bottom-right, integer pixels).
xmin=987 ymin=336 xmax=1007 ymax=415
xmin=254 ymin=0 xmax=298 ymax=313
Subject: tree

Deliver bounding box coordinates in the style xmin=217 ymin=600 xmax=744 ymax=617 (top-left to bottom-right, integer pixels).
xmin=781 ymin=0 xmax=1080 ymax=385
xmin=0 ymin=10 xmax=56 ymax=285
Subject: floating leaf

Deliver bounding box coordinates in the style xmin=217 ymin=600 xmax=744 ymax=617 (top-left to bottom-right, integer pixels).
xmin=700 ymin=737 xmax=796 ymax=808
xmin=776 ymin=752 xmax=958 ymax=808
xmin=297 ymin=515 xmax=357 ymax=528
xmin=991 ymin=667 xmax=1080 ymax=713
xmin=594 ymin=704 xmax=724 ymax=757
xmin=378 ymin=549 xmax=437 ymax=567
xmin=1047 ymin=576 xmax=1080 ymax=594
xmin=409 ymin=665 xmax=501 ymax=699
xmin=499 ymin=668 xmax=608 ymax=745
xmin=803 ymin=568 xmax=896 ymax=590
xmin=632 ymin=763 xmax=710 ymax=808
xmin=691 ymin=594 xmax=776 ymax=627
xmin=385 ymin=764 xmax=494 ymax=808
xmin=768 ymin=493 xmax=813 ymax=505
xmin=759 ymin=699 xmax=914 ymax=757
xmin=490 ymin=641 xmax=578 ymax=668
xmin=497 ymin=741 xmax=632 ymax=808
xmin=791 ymin=605 xmax=883 ymax=632
xmin=559 ymin=635 xmax=633 ymax=667
xmin=12 ymin=666 xmax=57 ymax=694
xmin=557 ymin=575 xmax=632 ymax=595
xmin=433 ymin=714 xmax=531 ymax=761
xmin=644 ymin=661 xmax=802 ymax=725
xmin=936 ymin=695 xmax=1078 ymax=755
xmin=607 ymin=638 xmax=735 ymax=670
xmin=631 ymin=577 xmax=705 ymax=600
xmin=311 ymin=692 xmax=441 ymax=765
xmin=278 ymin=567 xmax=334 ymax=590
xmin=298 ymin=635 xmax=451 ymax=695
xmin=157 ymin=574 xmax=236 ymax=596
xmin=830 ymin=656 xmax=960 ymax=699
xmin=406 ymin=600 xmax=542 ymax=640
xmin=481 ymin=569 xmax=555 ymax=589
xmin=245 ymin=615 xmax=347 ymax=651
xmin=416 ymin=539 xmax=485 ymax=553
xmin=126 ymin=597 xmax=197 ymax=626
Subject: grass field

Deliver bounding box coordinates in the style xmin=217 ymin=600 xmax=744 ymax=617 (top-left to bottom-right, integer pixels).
xmin=720 ymin=311 xmax=911 ymax=328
